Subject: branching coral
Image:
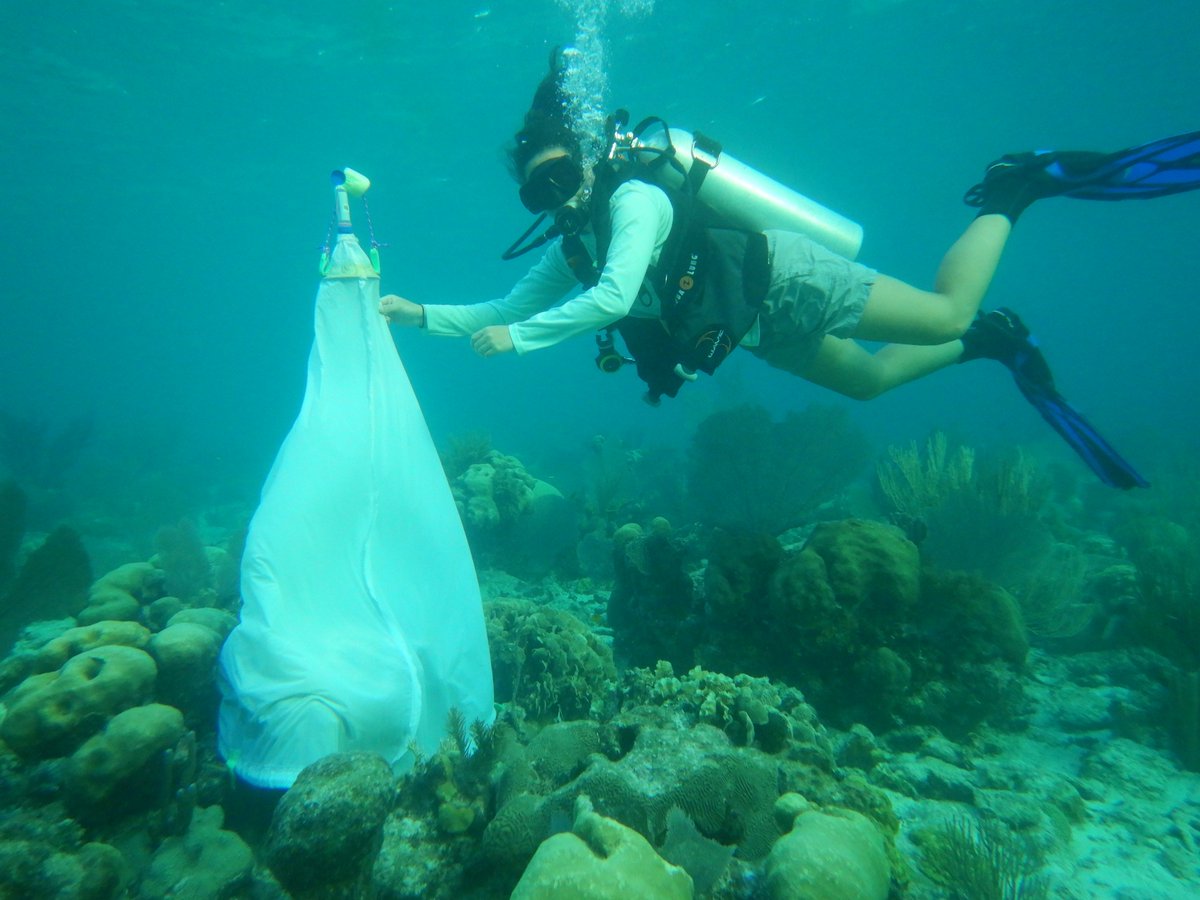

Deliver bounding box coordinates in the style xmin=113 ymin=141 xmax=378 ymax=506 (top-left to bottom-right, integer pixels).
xmin=876 ymin=431 xmax=976 ymax=517
xmin=1119 ymin=516 xmax=1200 ymax=669
xmin=440 ymin=430 xmax=493 ymax=482
xmin=877 ymin=432 xmax=1051 ymax=581
xmin=1014 ymin=543 xmax=1096 ymax=639
xmin=918 ymin=816 xmax=1048 ymax=900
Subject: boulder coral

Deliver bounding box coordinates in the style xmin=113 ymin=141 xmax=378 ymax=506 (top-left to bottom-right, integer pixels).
xmin=138 ymin=805 xmax=253 ymax=900
xmin=77 ymin=562 xmax=166 ymax=626
xmin=765 ymin=794 xmax=891 ymax=900
xmin=0 ymin=619 xmax=151 ymax=693
xmin=265 ymin=752 xmax=396 ymax=898
xmin=511 ymin=795 xmax=693 ymax=900
xmin=148 ymin=621 xmax=224 ymax=707
xmin=65 ymin=702 xmax=187 ymax=809
xmin=1 ymin=644 xmax=157 ymax=758
xmin=452 ymin=450 xmax=576 ymax=576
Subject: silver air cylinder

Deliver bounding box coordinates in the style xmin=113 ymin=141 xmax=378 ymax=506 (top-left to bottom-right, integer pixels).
xmin=635 ymin=127 xmax=863 ymax=260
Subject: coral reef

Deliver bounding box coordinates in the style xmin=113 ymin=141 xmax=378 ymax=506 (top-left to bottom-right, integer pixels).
xmin=264 ymin=752 xmax=397 ymax=898
xmin=610 ymin=516 xmax=1029 ymax=734
xmin=511 ymin=795 xmax=693 ymax=899
xmin=138 ymin=806 xmax=254 ymax=899
xmin=0 ymin=539 xmax=245 ymax=897
xmin=3 ymin=427 xmax=1200 ymax=900
xmin=765 ymin=794 xmax=891 ymax=900
xmin=0 ymin=525 xmax=91 ymax=653
xmin=687 ymin=403 xmax=871 ymax=534
xmin=452 ymin=449 xmax=578 ymax=577
xmin=876 ymin=431 xmax=1053 ymax=583
xmin=608 ymin=518 xmax=700 ymax=671
xmin=916 ymin=815 xmax=1048 ymax=899
xmin=485 ymin=598 xmax=617 ymax=723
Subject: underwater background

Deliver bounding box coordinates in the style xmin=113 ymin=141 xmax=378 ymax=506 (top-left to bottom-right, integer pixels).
xmin=2 ymin=0 xmax=1199 ymax=898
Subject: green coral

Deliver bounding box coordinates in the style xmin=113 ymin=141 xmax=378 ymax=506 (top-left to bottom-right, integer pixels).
xmin=876 ymin=432 xmax=1052 ymax=581
xmin=440 ymin=430 xmax=493 ymax=481
xmin=0 ymin=816 xmax=125 ymax=900
xmin=1120 ymin=515 xmax=1200 ymax=669
xmin=64 ymin=703 xmax=188 ymax=817
xmin=624 ymin=662 xmax=812 ymax=755
xmin=917 ymin=571 xmax=1029 ymax=669
xmin=916 ymin=816 xmax=1048 ymax=900
xmin=1 ymin=644 xmax=158 ymax=758
xmin=766 ymin=797 xmax=892 ymax=900
xmin=77 ymin=562 xmax=166 ymax=626
xmin=485 ymin=599 xmax=616 ymax=723
xmin=511 ymin=796 xmax=693 ymax=900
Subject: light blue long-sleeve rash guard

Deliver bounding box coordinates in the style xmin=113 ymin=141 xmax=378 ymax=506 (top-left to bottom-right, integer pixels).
xmin=422 ymin=181 xmax=673 ymax=354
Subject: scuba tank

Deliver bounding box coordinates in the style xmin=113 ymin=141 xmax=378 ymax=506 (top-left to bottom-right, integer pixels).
xmin=615 ymin=116 xmax=863 ymax=260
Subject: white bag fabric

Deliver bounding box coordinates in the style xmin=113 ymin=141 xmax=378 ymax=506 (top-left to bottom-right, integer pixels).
xmin=218 ymin=232 xmax=494 ymax=789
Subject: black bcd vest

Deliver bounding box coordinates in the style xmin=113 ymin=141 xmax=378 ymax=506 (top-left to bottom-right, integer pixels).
xmin=563 ymin=162 xmax=770 ymax=402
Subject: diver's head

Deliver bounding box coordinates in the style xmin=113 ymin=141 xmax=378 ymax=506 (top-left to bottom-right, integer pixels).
xmin=499 ymin=48 xmax=591 ymax=260
xmin=500 ymin=143 xmax=593 ymax=261
xmin=506 ymin=46 xmax=583 ymax=187
xmin=519 ymin=146 xmax=590 ymax=214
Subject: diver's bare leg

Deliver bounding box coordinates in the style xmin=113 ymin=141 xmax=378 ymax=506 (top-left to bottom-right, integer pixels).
xmin=799 ymin=335 xmax=964 ymax=400
xmin=852 ymin=214 xmax=1012 ymax=345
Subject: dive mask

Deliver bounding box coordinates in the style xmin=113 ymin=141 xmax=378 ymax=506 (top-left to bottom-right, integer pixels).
xmin=519 ymin=155 xmax=584 ymax=213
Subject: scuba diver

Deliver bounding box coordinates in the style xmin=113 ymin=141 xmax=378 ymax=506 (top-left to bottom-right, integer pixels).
xmin=381 ymin=51 xmax=1200 ymax=489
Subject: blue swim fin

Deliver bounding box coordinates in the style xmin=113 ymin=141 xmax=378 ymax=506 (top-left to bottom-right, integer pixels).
xmin=965 ymin=129 xmax=1200 ymax=220
xmin=960 ymin=309 xmax=1149 ymax=490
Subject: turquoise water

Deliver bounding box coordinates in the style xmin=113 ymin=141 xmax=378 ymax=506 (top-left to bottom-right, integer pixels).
xmin=3 ymin=3 xmax=1200 ymax=897
xmin=3 ymin=0 xmax=1197 ymax=517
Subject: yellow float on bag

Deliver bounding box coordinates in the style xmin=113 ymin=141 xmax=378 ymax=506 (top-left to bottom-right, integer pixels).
xmin=218 ymin=170 xmax=495 ymax=789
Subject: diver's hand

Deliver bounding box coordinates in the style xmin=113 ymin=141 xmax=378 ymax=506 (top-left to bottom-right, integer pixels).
xmin=471 ymin=325 xmax=514 ymax=357
xmin=379 ymin=294 xmax=425 ymax=327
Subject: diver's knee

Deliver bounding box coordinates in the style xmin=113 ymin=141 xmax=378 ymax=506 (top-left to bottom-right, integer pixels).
xmin=919 ymin=308 xmax=974 ymax=345
xmin=840 ymin=375 xmax=887 ymax=401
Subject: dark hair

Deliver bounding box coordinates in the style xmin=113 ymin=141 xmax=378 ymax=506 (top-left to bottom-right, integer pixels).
xmin=505 ymin=48 xmax=581 ymax=182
